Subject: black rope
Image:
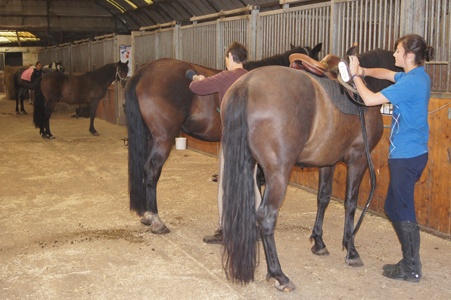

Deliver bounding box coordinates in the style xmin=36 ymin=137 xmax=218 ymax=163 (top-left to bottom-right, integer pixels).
xmin=346 ymin=94 xmax=377 ymax=260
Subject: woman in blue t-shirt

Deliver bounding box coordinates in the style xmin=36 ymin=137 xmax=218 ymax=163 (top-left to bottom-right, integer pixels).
xmin=349 ymin=34 xmax=434 ymax=282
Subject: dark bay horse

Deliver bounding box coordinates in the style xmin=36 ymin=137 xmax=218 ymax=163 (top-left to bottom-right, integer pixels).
xmin=244 ymin=43 xmax=322 ymax=69
xmin=33 ymin=61 xmax=128 ymax=138
xmin=220 ymin=49 xmax=401 ymax=291
xmin=14 ymin=62 xmax=64 ymax=114
xmin=125 ymin=44 xmax=322 ymax=234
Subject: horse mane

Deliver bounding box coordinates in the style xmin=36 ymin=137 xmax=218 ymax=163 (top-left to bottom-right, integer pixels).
xmin=84 ymin=63 xmax=117 ymax=83
xmin=244 ymin=43 xmax=322 ymax=71
xmin=358 ymin=49 xmax=403 ymax=93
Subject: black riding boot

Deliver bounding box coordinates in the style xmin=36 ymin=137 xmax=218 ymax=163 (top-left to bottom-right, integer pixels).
xmin=383 ymin=221 xmax=422 ymax=282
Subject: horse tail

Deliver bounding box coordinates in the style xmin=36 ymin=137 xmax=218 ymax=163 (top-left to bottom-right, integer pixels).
xmin=221 ymin=83 xmax=258 ymax=284
xmin=33 ymin=77 xmax=45 ymax=129
xmin=124 ymin=72 xmax=148 ymax=215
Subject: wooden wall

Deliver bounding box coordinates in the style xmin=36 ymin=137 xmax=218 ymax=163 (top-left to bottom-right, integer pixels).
xmin=96 ymin=85 xmax=116 ymax=124
xmin=182 ymin=97 xmax=451 ymax=237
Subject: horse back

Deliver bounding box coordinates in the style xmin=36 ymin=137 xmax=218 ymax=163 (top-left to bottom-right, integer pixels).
xmin=40 ymin=72 xmax=80 ymax=104
xmin=233 ymin=66 xmax=382 ymax=167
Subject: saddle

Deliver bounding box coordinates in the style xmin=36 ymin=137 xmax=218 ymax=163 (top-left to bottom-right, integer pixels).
xmin=289 ymin=52 xmax=366 ymax=114
xmin=289 ymin=53 xmax=341 ymax=81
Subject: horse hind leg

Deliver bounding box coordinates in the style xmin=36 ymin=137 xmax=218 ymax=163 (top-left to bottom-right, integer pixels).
xmin=89 ymin=100 xmax=100 ymax=136
xmin=257 ymin=170 xmax=296 ymax=292
xmin=20 ymin=90 xmax=27 ymax=114
xmin=15 ymin=88 xmax=20 ymax=114
xmin=310 ymin=166 xmax=335 ymax=256
xmin=42 ymin=116 xmax=55 ymax=139
xmin=16 ymin=88 xmax=26 ymax=114
xmin=140 ymin=139 xmax=174 ymax=234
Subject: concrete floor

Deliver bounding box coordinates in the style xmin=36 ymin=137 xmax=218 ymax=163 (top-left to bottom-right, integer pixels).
xmin=0 ymin=96 xmax=450 ymax=300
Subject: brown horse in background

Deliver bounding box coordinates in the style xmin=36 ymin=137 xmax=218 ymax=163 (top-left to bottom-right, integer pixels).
xmin=124 ymin=44 xmax=322 ymax=234
xmin=33 ymin=61 xmax=128 ymax=138
xmin=13 ymin=62 xmax=64 ymax=114
xmin=220 ymin=48 xmax=401 ymax=291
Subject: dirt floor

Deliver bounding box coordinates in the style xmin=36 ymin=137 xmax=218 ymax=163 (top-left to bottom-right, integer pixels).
xmin=0 ymin=96 xmax=450 ymax=300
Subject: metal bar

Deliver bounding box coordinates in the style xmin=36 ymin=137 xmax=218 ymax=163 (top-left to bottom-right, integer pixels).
xmin=140 ymin=21 xmax=177 ymax=31
xmin=94 ymin=33 xmax=115 ymax=40
xmin=190 ymin=5 xmax=254 ymax=22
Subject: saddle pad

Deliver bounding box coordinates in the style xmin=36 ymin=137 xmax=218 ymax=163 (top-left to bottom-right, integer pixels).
xmin=301 ymin=70 xmax=367 ymax=115
xmin=20 ymin=67 xmax=33 ymax=81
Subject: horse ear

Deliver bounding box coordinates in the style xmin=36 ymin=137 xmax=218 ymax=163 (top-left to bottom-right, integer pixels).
xmin=346 ymin=43 xmax=359 ymax=57
xmin=290 ymin=43 xmax=295 ymax=49
xmin=312 ymin=43 xmax=322 ymax=55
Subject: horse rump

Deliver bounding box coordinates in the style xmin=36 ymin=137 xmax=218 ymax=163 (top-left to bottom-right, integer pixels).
xmin=221 ymin=82 xmax=258 ymax=283
xmin=124 ymin=72 xmax=149 ymax=215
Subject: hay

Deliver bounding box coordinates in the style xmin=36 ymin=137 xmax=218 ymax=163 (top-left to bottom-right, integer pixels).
xmin=3 ymin=65 xmax=25 ymax=100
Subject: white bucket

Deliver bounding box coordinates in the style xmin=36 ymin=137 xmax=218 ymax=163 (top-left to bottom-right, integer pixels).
xmin=175 ymin=137 xmax=187 ymax=150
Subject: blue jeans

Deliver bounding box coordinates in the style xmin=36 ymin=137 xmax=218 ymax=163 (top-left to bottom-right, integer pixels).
xmin=384 ymin=153 xmax=428 ymax=222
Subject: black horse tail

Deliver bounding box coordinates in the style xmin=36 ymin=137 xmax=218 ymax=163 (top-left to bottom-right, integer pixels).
xmin=124 ymin=72 xmax=148 ymax=215
xmin=221 ymin=83 xmax=258 ymax=284
xmin=33 ymin=77 xmax=45 ymax=129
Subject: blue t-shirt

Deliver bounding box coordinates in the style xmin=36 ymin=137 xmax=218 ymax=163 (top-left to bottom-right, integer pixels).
xmin=380 ymin=66 xmax=430 ymax=159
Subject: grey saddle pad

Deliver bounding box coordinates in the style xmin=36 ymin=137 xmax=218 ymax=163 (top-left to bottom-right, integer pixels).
xmin=301 ymin=70 xmax=367 ymax=115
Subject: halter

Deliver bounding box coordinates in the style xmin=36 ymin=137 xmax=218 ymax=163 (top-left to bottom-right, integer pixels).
xmin=116 ymin=66 xmax=127 ymax=82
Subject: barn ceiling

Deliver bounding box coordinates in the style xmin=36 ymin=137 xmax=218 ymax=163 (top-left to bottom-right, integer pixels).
xmin=0 ymin=0 xmax=319 ymax=47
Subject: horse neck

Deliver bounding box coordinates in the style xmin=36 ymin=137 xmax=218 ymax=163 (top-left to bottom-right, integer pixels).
xmin=245 ymin=48 xmax=308 ymax=70
xmin=359 ymin=49 xmax=400 ymax=92
xmin=84 ymin=63 xmax=116 ymax=86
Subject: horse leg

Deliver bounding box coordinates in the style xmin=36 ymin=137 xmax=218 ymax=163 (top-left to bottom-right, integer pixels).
xmin=257 ymin=169 xmax=296 ymax=292
xmin=310 ymin=166 xmax=336 ymax=256
xmin=140 ymin=138 xmax=173 ymax=234
xmin=15 ymin=87 xmax=21 ymax=114
xmin=89 ymin=99 xmax=100 ymax=135
xmin=20 ymin=89 xmax=27 ymax=114
xmin=42 ymin=100 xmax=55 ymax=139
xmin=30 ymin=90 xmax=34 ymax=105
xmin=41 ymin=116 xmax=55 ymax=139
xmin=16 ymin=87 xmax=26 ymax=114
xmin=45 ymin=117 xmax=55 ymax=139
xmin=342 ymin=157 xmax=368 ymax=267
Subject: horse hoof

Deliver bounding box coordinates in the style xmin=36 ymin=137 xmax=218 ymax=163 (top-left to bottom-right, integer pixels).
xmin=48 ymin=134 xmax=55 ymax=140
xmin=151 ymin=224 xmax=170 ymax=234
xmin=140 ymin=214 xmax=170 ymax=234
xmin=91 ymin=131 xmax=100 ymax=136
xmin=311 ymin=245 xmax=330 ymax=256
xmin=16 ymin=111 xmax=20 ymax=115
xmin=22 ymin=110 xmax=28 ymax=114
xmin=275 ymin=280 xmax=296 ymax=292
xmin=346 ymin=257 xmax=364 ymax=267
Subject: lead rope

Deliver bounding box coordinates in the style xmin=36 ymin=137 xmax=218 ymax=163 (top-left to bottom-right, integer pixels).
xmin=345 ymin=94 xmax=377 ymax=262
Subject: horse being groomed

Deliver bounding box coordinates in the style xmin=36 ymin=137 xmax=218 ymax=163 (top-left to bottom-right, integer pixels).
xmin=124 ymin=44 xmax=322 ymax=234
xmin=33 ymin=61 xmax=128 ymax=138
xmin=220 ymin=49 xmax=401 ymax=291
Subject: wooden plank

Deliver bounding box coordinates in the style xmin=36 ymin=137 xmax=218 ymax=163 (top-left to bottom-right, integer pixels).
xmin=182 ymin=134 xmax=219 ymax=157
